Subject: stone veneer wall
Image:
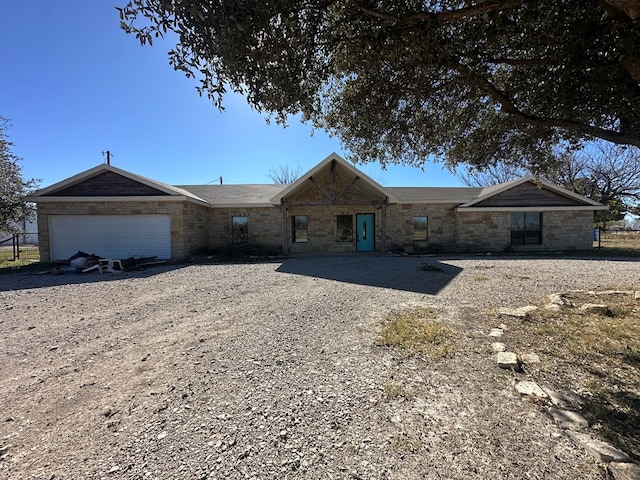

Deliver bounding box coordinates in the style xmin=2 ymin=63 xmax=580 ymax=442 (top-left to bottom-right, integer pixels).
xmin=181 ymin=203 xmax=210 ymax=257
xmin=455 ymin=211 xmax=510 ymax=252
xmin=385 ymin=203 xmax=457 ymax=253
xmin=455 ymin=210 xmax=595 ymax=252
xmin=36 ymin=201 xmax=193 ymax=261
xmin=536 ymin=210 xmax=594 ymax=250
xmin=286 ymin=205 xmax=382 ymax=254
xmin=208 ymin=207 xmax=282 ymax=251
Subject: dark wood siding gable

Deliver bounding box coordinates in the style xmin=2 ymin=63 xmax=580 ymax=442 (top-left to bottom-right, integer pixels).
xmin=49 ymin=172 xmax=170 ymax=196
xmin=474 ymin=181 xmax=586 ymax=207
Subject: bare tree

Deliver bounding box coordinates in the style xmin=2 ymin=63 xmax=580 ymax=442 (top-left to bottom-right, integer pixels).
xmin=267 ymin=163 xmax=303 ymax=184
xmin=458 ymin=163 xmax=527 ymax=187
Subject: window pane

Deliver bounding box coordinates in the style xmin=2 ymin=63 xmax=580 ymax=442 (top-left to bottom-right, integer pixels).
xmin=510 ymin=212 xmax=525 ymax=231
xmin=413 ymin=216 xmax=427 ymax=240
xmin=510 ymin=212 xmax=542 ymax=245
xmin=292 ymin=215 xmax=308 ymax=243
xmin=336 ymin=215 xmax=353 ymax=242
xmin=525 ymin=212 xmax=541 ymax=230
xmin=232 ymin=216 xmax=248 ymax=243
xmin=525 ymin=230 xmax=541 ymax=244
xmin=511 ymin=230 xmax=525 ymax=245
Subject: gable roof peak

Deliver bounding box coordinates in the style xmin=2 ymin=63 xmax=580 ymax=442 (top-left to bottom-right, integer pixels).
xmin=270 ymin=153 xmax=400 ymax=204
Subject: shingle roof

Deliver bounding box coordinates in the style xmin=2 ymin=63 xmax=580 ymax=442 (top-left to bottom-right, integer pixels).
xmin=177 ymin=184 xmax=287 ymax=205
xmin=386 ymin=187 xmax=484 ymax=203
xmin=177 ymin=184 xmax=489 ymax=205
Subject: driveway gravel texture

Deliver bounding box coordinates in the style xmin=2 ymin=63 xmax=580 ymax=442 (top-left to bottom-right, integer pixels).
xmin=1 ymin=255 xmax=638 ymax=479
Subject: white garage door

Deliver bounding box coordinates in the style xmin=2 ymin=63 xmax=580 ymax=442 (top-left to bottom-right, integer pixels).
xmin=50 ymin=214 xmax=171 ymax=261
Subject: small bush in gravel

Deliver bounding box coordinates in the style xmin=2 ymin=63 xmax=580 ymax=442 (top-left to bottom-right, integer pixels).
xmin=376 ymin=308 xmax=461 ymax=358
xmin=382 ymin=382 xmax=414 ymax=401
xmin=389 ymin=433 xmax=422 ymax=454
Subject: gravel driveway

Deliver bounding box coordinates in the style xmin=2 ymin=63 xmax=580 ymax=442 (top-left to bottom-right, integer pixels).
xmin=1 ymin=255 xmax=638 ymax=479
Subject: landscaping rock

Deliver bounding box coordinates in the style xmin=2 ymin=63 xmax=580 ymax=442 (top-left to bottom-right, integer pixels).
xmin=635 ymin=291 xmax=640 ymax=301
xmin=568 ymin=432 xmax=632 ymax=463
xmin=519 ymin=353 xmax=540 ymax=364
xmin=548 ymin=293 xmax=573 ymax=308
xmin=549 ymin=407 xmax=589 ymax=430
xmin=594 ymin=290 xmax=633 ymax=296
xmin=580 ymin=303 xmax=612 ymax=316
xmin=543 ymin=388 xmax=584 ymax=409
xmin=489 ymin=328 xmax=504 ymax=337
xmin=498 ymin=306 xmax=538 ymax=319
xmin=609 ymin=461 xmax=640 ymax=480
xmin=497 ymin=352 xmax=520 ymax=371
xmin=491 ymin=342 xmax=506 ymax=352
xmin=515 ymin=381 xmax=547 ymax=398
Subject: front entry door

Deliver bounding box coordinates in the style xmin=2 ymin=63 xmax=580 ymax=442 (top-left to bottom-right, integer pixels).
xmin=356 ymin=214 xmax=375 ymax=252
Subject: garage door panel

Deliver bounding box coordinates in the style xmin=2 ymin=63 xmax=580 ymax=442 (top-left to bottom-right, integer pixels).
xmin=50 ymin=215 xmax=171 ymax=261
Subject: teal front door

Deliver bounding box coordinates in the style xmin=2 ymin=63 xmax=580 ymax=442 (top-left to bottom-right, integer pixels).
xmin=356 ymin=213 xmax=375 ymax=252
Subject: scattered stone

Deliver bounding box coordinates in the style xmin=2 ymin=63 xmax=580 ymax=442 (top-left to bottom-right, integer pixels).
xmin=107 ymin=466 xmax=121 ymax=474
xmin=489 ymin=328 xmax=504 ymax=338
xmin=545 ymin=303 xmax=563 ymax=311
xmin=498 ymin=306 xmax=538 ymax=319
xmin=497 ymin=352 xmax=520 ymax=371
xmin=157 ymin=431 xmax=168 ymax=440
xmin=491 ymin=342 xmax=506 ymax=352
xmin=580 ymin=303 xmax=612 ymax=316
xmin=48 ymin=346 xmax=59 ymax=351
xmin=568 ymin=432 xmax=632 ymax=463
xmin=543 ymin=388 xmax=583 ymax=409
xmin=594 ymin=290 xmax=632 ymax=296
xmin=515 ymin=381 xmax=547 ymax=398
xmin=548 ymin=293 xmax=573 ymax=307
xmin=609 ymin=461 xmax=640 ymax=480
xmin=549 ymin=407 xmax=589 ymax=430
xmin=519 ymin=353 xmax=540 ymax=364
xmin=635 ymin=291 xmax=640 ymax=301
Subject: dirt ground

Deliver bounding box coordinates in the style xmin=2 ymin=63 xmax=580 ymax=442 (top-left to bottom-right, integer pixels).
xmin=1 ymin=255 xmax=638 ymax=479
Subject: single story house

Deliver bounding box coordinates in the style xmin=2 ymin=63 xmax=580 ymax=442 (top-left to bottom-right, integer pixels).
xmin=27 ymin=153 xmax=607 ymax=261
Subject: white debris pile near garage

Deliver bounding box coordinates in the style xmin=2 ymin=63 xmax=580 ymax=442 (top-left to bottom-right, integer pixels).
xmin=50 ymin=250 xmax=163 ymax=274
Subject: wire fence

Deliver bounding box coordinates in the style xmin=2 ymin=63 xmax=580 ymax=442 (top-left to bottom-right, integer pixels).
xmin=0 ymin=233 xmax=40 ymax=263
xmin=593 ymin=228 xmax=640 ymax=250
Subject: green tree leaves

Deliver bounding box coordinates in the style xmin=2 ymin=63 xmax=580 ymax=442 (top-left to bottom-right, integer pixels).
xmin=0 ymin=118 xmax=39 ymax=234
xmin=118 ymin=1 xmax=640 ymax=168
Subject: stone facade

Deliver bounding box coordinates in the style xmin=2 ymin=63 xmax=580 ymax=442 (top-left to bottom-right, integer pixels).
xmin=385 ymin=203 xmax=457 ymax=253
xmin=455 ymin=210 xmax=594 ymax=252
xmin=286 ymin=205 xmax=383 ymax=254
xmin=30 ymin=157 xmax=603 ymax=260
xmin=36 ymin=200 xmax=209 ymax=261
xmin=209 ymin=207 xmax=282 ymax=251
xmin=456 ymin=211 xmax=510 ymax=252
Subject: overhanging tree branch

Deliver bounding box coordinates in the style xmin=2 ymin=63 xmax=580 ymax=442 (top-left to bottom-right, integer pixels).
xmin=350 ymin=0 xmax=522 ymax=25
xmin=452 ymin=62 xmax=640 ymax=148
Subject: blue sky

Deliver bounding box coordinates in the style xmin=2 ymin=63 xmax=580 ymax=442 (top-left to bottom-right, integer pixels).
xmin=1 ymin=1 xmax=464 ymax=189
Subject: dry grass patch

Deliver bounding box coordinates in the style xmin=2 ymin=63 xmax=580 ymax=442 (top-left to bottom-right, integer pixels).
xmin=389 ymin=433 xmax=421 ymax=454
xmin=521 ymin=290 xmax=640 ymax=460
xmin=0 ymin=246 xmax=40 ymax=270
xmin=381 ymin=382 xmax=414 ymax=402
xmin=376 ymin=308 xmax=462 ymax=358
